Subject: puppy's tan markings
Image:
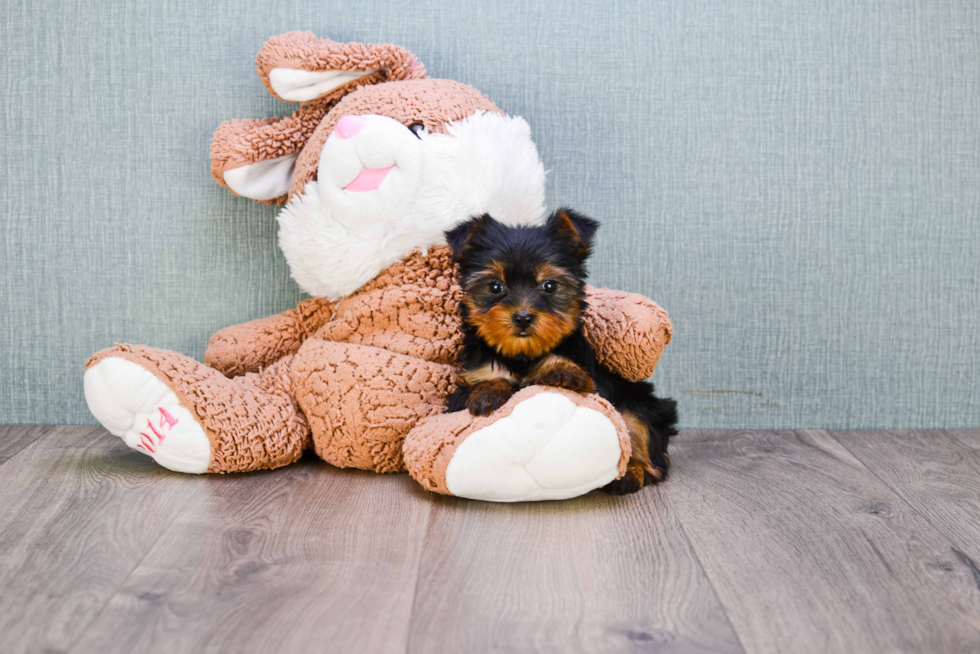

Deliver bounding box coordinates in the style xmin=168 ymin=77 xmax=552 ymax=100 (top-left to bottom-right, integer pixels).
xmin=603 ymin=411 xmax=665 ymax=494
xmin=466 ymin=260 xmax=506 ymax=284
xmin=622 ymin=409 xmax=658 ymax=478
xmin=488 ymin=260 xmax=506 ymax=281
xmin=460 ymin=361 xmax=515 ymax=386
xmin=553 ymin=211 xmax=589 ymax=256
xmin=535 ymin=263 xmax=570 ymax=284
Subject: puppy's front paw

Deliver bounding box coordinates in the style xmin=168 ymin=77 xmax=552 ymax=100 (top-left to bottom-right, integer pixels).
xmin=466 ymin=379 xmax=515 ymax=416
xmin=528 ymin=367 xmax=595 ymax=395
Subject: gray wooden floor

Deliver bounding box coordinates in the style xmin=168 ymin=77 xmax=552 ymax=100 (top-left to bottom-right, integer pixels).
xmin=1 ymin=426 xmax=979 ymax=653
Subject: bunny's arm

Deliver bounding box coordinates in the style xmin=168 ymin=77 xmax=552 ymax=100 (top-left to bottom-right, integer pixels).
xmin=581 ymin=287 xmax=673 ymax=382
xmin=204 ymin=297 xmax=335 ymax=377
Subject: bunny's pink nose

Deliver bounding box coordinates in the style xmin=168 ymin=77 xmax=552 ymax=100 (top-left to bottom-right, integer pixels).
xmin=334 ymin=115 xmax=366 ymax=139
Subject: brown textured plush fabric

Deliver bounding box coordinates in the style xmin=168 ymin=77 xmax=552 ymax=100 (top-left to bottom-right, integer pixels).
xmin=402 ymin=386 xmax=631 ymax=495
xmin=254 ymin=31 xmax=426 ymax=101
xmin=87 ymin=344 xmax=310 ymax=473
xmin=293 ymin=339 xmax=454 ymax=473
xmin=313 ymin=246 xmax=463 ymax=365
xmin=205 ymin=296 xmax=335 ymax=377
xmin=581 ymin=287 xmax=673 ymax=382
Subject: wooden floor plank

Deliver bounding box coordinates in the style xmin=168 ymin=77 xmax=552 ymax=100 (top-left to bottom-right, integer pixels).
xmin=0 ymin=424 xmax=55 ymax=465
xmin=834 ymin=430 xmax=980 ymax=566
xmin=407 ymin=486 xmax=744 ymax=654
xmin=945 ymin=429 xmax=980 ymax=451
xmin=665 ymin=430 xmax=980 ymax=654
xmin=0 ymin=426 xmax=204 ymax=654
xmin=70 ymin=457 xmax=432 ymax=654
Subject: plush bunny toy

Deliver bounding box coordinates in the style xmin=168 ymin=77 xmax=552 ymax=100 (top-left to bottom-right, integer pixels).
xmin=83 ymin=32 xmax=672 ymax=502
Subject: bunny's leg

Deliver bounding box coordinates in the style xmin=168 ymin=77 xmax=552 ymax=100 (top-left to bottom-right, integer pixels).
xmin=84 ymin=345 xmax=309 ymax=473
xmin=289 ymin=338 xmax=454 ymax=473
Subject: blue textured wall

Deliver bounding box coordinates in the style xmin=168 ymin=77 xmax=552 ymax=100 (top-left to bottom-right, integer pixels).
xmin=1 ymin=0 xmax=978 ymax=427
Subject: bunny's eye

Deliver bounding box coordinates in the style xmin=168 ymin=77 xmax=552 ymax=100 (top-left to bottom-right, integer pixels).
xmin=408 ymin=122 xmax=427 ymax=138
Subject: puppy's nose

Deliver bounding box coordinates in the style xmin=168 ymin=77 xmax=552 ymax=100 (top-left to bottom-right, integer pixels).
xmin=334 ymin=115 xmax=366 ymax=139
xmin=513 ymin=311 xmax=534 ymax=329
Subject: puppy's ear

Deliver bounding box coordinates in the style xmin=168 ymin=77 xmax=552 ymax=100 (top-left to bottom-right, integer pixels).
xmin=547 ymin=208 xmax=599 ymax=256
xmin=445 ymin=214 xmax=498 ymax=260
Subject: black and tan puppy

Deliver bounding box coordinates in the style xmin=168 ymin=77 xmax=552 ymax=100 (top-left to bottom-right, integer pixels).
xmin=445 ymin=209 xmax=678 ymax=494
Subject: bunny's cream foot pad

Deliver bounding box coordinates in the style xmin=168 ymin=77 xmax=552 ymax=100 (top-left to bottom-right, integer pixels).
xmin=404 ymin=387 xmax=627 ymax=502
xmin=84 ymin=357 xmax=211 ymax=473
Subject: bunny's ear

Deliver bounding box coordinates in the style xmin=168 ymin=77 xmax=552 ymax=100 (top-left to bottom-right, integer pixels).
xmin=256 ymin=31 xmax=426 ymax=103
xmin=211 ymin=98 xmax=333 ymax=204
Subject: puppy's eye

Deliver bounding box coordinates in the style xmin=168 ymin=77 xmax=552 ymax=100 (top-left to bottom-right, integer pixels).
xmin=488 ymin=281 xmax=504 ymax=295
xmin=541 ymin=280 xmax=558 ymax=295
xmin=407 ymin=122 xmax=427 ymax=138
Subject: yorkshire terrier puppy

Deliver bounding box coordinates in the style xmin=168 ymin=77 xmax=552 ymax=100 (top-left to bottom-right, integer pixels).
xmin=445 ymin=209 xmax=678 ymax=494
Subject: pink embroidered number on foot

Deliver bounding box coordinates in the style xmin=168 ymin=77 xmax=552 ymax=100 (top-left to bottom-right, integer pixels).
xmin=135 ymin=407 xmax=179 ymax=454
xmin=83 ymin=357 xmax=211 ymax=473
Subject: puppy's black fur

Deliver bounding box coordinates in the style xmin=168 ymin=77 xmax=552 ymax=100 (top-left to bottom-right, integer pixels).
xmin=445 ymin=209 xmax=678 ymax=493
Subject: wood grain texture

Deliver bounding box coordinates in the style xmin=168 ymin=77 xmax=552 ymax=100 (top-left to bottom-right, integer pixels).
xmin=407 ymin=487 xmax=743 ymax=654
xmin=836 ymin=430 xmax=980 ymax=566
xmin=0 ymin=426 xmax=204 ymax=654
xmin=666 ymin=430 xmax=980 ymax=654
xmin=5 ymin=427 xmax=980 ymax=652
xmin=70 ymin=458 xmax=432 ymax=654
xmin=0 ymin=424 xmax=54 ymax=465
